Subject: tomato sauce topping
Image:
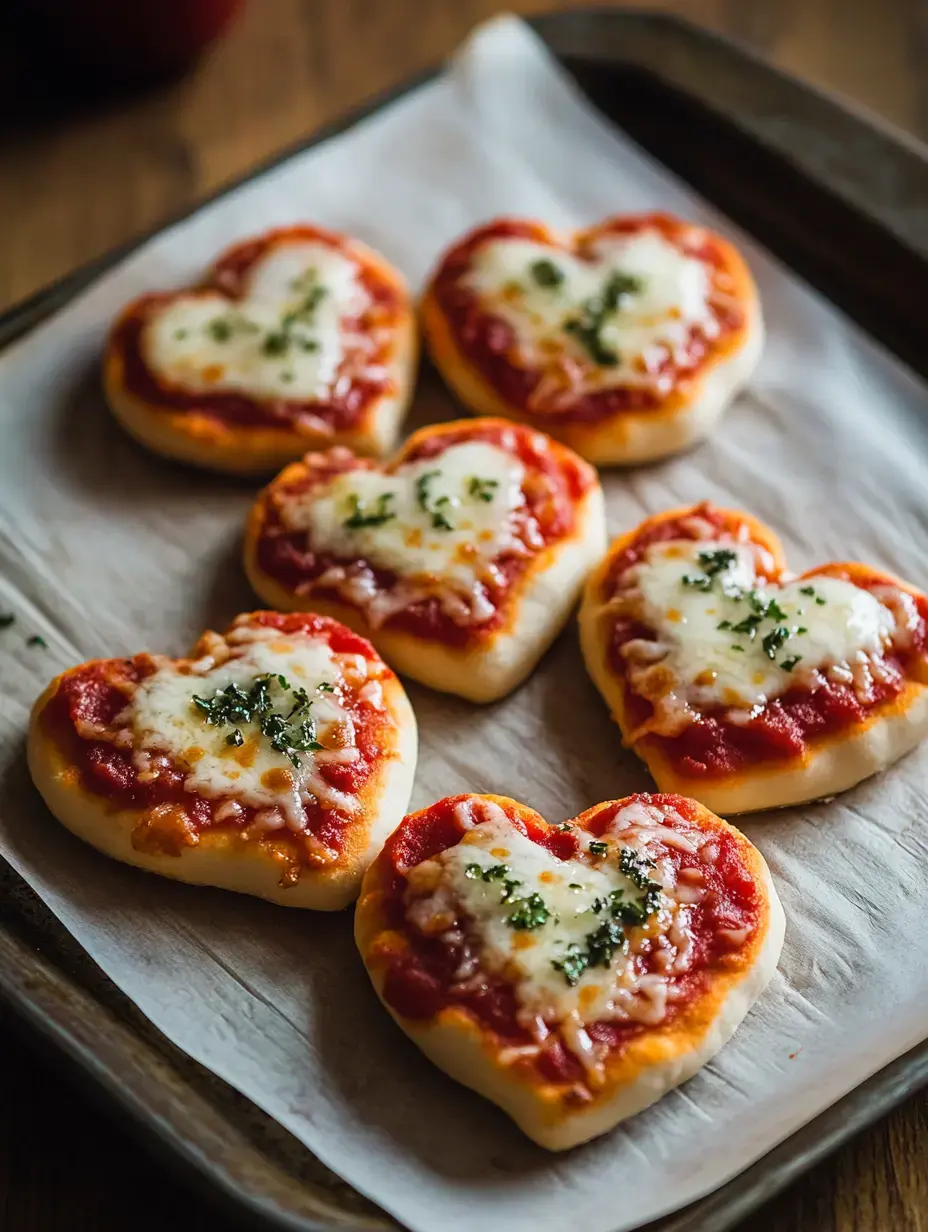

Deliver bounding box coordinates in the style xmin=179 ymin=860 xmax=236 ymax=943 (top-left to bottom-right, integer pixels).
xmin=605 ymin=510 xmax=928 ymax=778
xmin=255 ymin=421 xmax=595 ymax=648
xmin=39 ymin=612 xmax=391 ymax=862
xmin=430 ymin=213 xmax=745 ymax=424
xmin=111 ymin=226 xmax=405 ymax=432
xmin=372 ymin=794 xmax=761 ymax=1088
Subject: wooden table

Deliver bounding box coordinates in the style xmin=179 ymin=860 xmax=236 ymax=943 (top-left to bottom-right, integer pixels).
xmin=1 ymin=1 xmax=926 ymax=1229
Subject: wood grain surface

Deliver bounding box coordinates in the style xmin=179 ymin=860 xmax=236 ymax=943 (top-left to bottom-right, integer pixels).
xmin=1 ymin=1 xmax=927 ymax=1230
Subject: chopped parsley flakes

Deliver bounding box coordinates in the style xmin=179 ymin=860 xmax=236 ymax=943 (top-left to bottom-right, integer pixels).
xmin=414 ymin=470 xmax=453 ymax=531
xmin=467 ymin=475 xmax=499 ymax=503
xmin=465 ymin=861 xmax=551 ymax=928
xmin=343 ymin=491 xmax=396 ymax=529
xmin=552 ymin=846 xmax=661 ymax=985
xmin=192 ymin=673 xmax=330 ymax=768
xmin=563 ymin=270 xmax=642 ymax=367
xmin=507 ymin=893 xmax=551 ymax=931
xmin=678 ymin=548 xmax=821 ymax=669
xmin=529 ymin=259 xmax=564 ymax=288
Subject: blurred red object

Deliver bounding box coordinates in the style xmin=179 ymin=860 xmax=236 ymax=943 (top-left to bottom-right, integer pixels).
xmin=9 ymin=0 xmax=246 ymax=88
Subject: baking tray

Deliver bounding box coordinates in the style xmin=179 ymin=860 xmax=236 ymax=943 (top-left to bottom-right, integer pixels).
xmin=2 ymin=10 xmax=927 ymax=1230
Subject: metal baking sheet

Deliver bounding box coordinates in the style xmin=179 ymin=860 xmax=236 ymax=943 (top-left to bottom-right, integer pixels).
xmin=2 ymin=11 xmax=926 ymax=1230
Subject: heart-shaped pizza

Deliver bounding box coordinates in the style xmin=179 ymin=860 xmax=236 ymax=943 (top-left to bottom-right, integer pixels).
xmin=420 ymin=212 xmax=762 ymax=465
xmin=356 ymin=791 xmax=783 ymax=1149
xmin=104 ymin=225 xmax=416 ymax=473
xmin=244 ymin=417 xmax=606 ymax=703
xmin=28 ymin=611 xmax=417 ymax=909
xmin=580 ymin=503 xmax=928 ymax=813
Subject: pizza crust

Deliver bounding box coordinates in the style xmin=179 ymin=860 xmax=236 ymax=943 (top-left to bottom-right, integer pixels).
xmin=355 ymin=795 xmax=784 ymax=1150
xmin=28 ymin=659 xmax=418 ymax=911
xmin=244 ymin=423 xmax=608 ymax=703
xmin=420 ymin=220 xmax=763 ymax=466
xmin=578 ymin=507 xmax=928 ymax=813
xmin=103 ymin=237 xmax=418 ymax=475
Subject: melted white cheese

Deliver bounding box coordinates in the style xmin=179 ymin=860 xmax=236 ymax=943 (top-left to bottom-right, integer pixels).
xmin=283 ymin=440 xmax=526 ymax=590
xmin=410 ymin=808 xmax=696 ymax=1033
xmin=630 ymin=540 xmax=895 ymax=710
xmin=130 ymin=632 xmax=355 ymax=829
xmin=464 ymin=230 xmax=716 ymax=389
xmin=143 ymin=241 xmax=367 ymax=401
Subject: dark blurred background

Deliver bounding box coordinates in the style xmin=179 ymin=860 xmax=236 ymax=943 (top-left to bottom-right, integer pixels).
xmin=1 ymin=2 xmax=926 ymax=1230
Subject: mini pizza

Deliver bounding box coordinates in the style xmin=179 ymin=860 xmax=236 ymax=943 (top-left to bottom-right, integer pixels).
xmin=420 ymin=212 xmax=762 ymax=465
xmin=104 ymin=224 xmax=416 ymax=473
xmin=28 ymin=611 xmax=417 ymax=909
xmin=579 ymin=503 xmax=928 ymax=814
xmin=356 ymin=792 xmax=783 ymax=1150
xmin=244 ymin=417 xmax=606 ymax=703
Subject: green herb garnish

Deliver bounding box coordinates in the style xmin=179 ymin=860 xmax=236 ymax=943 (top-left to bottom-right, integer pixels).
xmin=799 ymin=586 xmax=816 ymax=596
xmin=263 ymin=331 xmax=289 ymax=356
xmin=343 ymin=492 xmax=396 ymax=529
xmin=529 ymin=259 xmax=564 ymax=288
xmin=467 ymin=476 xmax=499 ymax=503
xmin=681 ymin=572 xmax=713 ymax=592
xmin=588 ymin=840 xmax=608 ymax=856
xmin=761 ymin=626 xmax=791 ymax=660
xmin=563 ymin=271 xmax=641 ymax=367
xmin=780 ymin=655 xmax=802 ymax=672
xmin=192 ymin=673 xmax=329 ymax=768
xmin=507 ymin=893 xmax=551 ymax=931
xmin=584 ymin=919 xmax=627 ymax=968
xmin=207 ymin=318 xmax=232 ymax=342
xmin=730 ymin=613 xmax=763 ymax=637
xmin=698 ymin=548 xmax=737 ymax=577
xmin=816 ymin=595 xmax=827 ymax=606
xmin=465 ymin=863 xmax=512 ymax=884
xmin=173 ymin=328 xmax=188 ymax=340
xmin=27 ymin=635 xmax=47 ymax=648
xmin=0 ymin=613 xmax=15 ymax=628
xmin=415 ymin=470 xmax=454 ymax=530
xmin=552 ymin=946 xmax=588 ymax=987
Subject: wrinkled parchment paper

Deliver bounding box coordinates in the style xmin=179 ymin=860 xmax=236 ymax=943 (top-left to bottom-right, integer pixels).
xmin=2 ymin=18 xmax=927 ymax=1232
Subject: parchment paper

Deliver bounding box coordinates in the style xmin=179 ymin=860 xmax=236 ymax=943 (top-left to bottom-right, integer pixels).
xmin=2 ymin=17 xmax=927 ymax=1232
